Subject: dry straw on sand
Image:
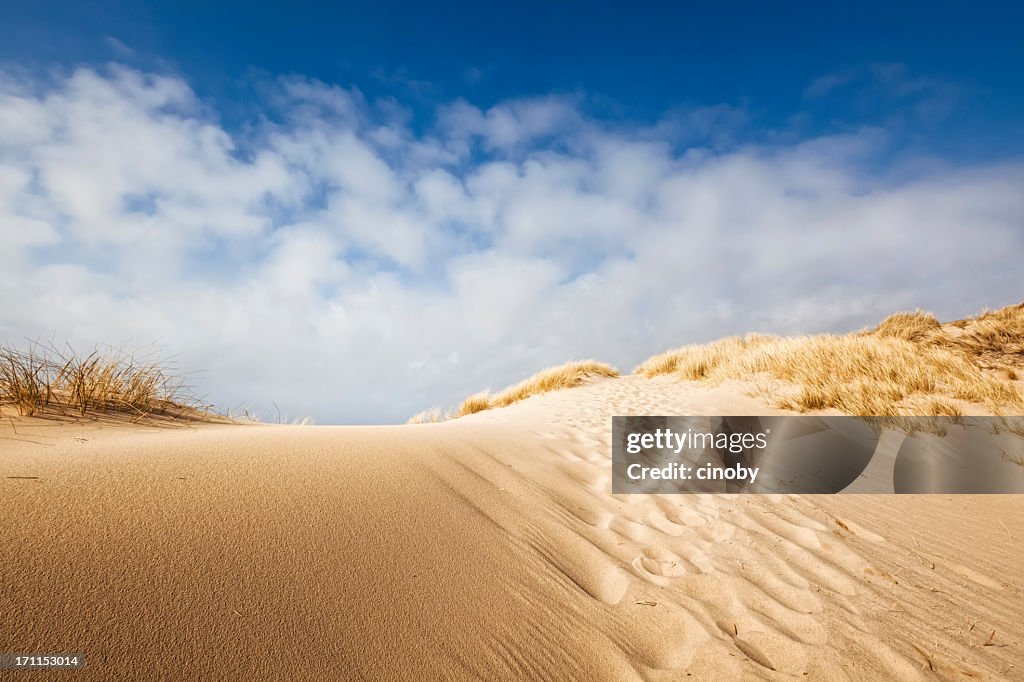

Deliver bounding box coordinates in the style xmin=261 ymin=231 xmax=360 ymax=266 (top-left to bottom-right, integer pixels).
xmin=0 ymin=341 xmax=203 ymax=421
xmin=424 ymin=303 xmax=1024 ymax=422
xmin=634 ymin=304 xmax=1024 ymax=416
xmin=409 ymin=360 xmax=619 ymax=423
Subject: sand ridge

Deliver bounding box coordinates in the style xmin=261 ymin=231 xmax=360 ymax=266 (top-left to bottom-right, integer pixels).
xmin=2 ymin=375 xmax=1023 ymax=679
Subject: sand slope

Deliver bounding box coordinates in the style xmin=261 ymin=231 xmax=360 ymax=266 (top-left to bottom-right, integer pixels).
xmin=3 ymin=375 xmax=1023 ymax=680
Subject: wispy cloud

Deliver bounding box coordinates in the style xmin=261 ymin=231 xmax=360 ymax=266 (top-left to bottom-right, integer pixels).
xmin=1 ymin=64 xmax=1020 ymax=422
xmin=805 ymin=63 xmax=962 ymax=124
xmin=804 ymin=69 xmax=857 ymax=99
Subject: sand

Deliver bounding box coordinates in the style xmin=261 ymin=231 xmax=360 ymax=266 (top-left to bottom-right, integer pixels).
xmin=2 ymin=374 xmax=1023 ymax=680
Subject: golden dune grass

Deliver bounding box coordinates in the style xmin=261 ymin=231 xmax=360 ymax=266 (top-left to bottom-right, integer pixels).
xmin=872 ymin=309 xmax=943 ymax=342
xmin=872 ymin=305 xmax=1024 ymax=368
xmin=409 ymin=360 xmax=619 ymax=422
xmin=0 ymin=342 xmax=201 ymax=420
xmin=635 ymin=304 xmax=1024 ymax=416
xmin=488 ymin=361 xmax=619 ymax=408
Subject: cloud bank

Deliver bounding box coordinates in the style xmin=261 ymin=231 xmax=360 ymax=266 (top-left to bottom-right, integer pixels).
xmin=1 ymin=64 xmax=1021 ymax=422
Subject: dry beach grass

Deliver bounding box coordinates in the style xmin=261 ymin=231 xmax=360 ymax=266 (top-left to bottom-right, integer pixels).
xmin=417 ymin=304 xmax=1024 ymax=423
xmin=409 ymin=359 xmax=619 ymax=422
xmin=0 ymin=341 xmax=206 ymax=421
xmin=635 ymin=304 xmax=1024 ymax=417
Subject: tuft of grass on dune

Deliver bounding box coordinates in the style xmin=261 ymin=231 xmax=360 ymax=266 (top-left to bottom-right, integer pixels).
xmin=634 ymin=303 xmax=1024 ymax=416
xmin=406 ymin=406 xmax=446 ymax=424
xmin=408 ymin=360 xmax=619 ymax=422
xmin=872 ymin=309 xmax=943 ymax=342
xmin=0 ymin=341 xmax=207 ymax=421
xmin=943 ymin=304 xmax=1024 ymax=369
xmin=635 ymin=334 xmax=778 ymax=380
xmin=489 ymin=360 xmax=619 ymax=409
xmin=453 ymin=391 xmax=494 ymax=418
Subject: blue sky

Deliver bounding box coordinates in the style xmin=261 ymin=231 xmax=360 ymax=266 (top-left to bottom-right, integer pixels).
xmin=4 ymin=1 xmax=1023 ymax=154
xmin=0 ymin=2 xmax=1022 ymax=423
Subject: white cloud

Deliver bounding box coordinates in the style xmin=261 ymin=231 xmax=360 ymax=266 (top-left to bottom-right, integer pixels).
xmin=439 ymin=95 xmax=584 ymax=152
xmin=1 ymin=64 xmax=1021 ymax=423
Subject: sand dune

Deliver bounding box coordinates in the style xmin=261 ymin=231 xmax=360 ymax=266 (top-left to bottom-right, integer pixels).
xmin=3 ymin=376 xmax=1023 ymax=679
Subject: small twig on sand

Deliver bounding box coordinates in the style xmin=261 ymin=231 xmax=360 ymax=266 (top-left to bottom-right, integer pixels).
xmin=982 ymin=630 xmax=1007 ymax=647
xmin=910 ymin=643 xmax=936 ymax=671
xmin=997 ymin=519 xmax=1012 ymax=541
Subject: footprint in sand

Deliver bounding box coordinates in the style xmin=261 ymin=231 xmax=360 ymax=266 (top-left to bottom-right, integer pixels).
xmin=633 ymin=547 xmax=688 ymax=578
xmin=644 ymin=508 xmax=685 ymax=537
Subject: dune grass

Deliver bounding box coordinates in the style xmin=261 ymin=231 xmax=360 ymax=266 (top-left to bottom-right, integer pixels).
xmin=871 ymin=309 xmax=943 ymax=343
xmin=0 ymin=341 xmax=204 ymax=421
xmin=408 ymin=360 xmax=619 ymax=422
xmin=406 ymin=406 xmax=447 ymax=424
xmin=418 ymin=304 xmax=1022 ymax=422
xmin=634 ymin=304 xmax=1024 ymax=416
xmin=453 ymin=391 xmax=495 ymax=418
xmin=489 ymin=361 xmax=619 ymax=408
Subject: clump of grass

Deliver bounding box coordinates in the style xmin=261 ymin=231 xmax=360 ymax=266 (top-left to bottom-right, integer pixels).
xmin=635 ymin=334 xmax=777 ymax=380
xmin=406 ymin=406 xmax=447 ymax=424
xmin=945 ymin=303 xmax=1024 ymax=367
xmin=872 ymin=310 xmax=943 ymax=343
xmin=489 ymin=360 xmax=619 ymax=408
xmin=453 ymin=392 xmax=493 ymax=418
xmin=409 ymin=360 xmax=619 ymax=422
xmin=0 ymin=341 xmax=203 ymax=421
xmin=869 ymin=305 xmax=1024 ymax=369
xmin=635 ymin=303 xmax=1024 ymax=416
xmin=58 ymin=350 xmax=175 ymax=415
xmin=0 ymin=346 xmax=52 ymax=416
